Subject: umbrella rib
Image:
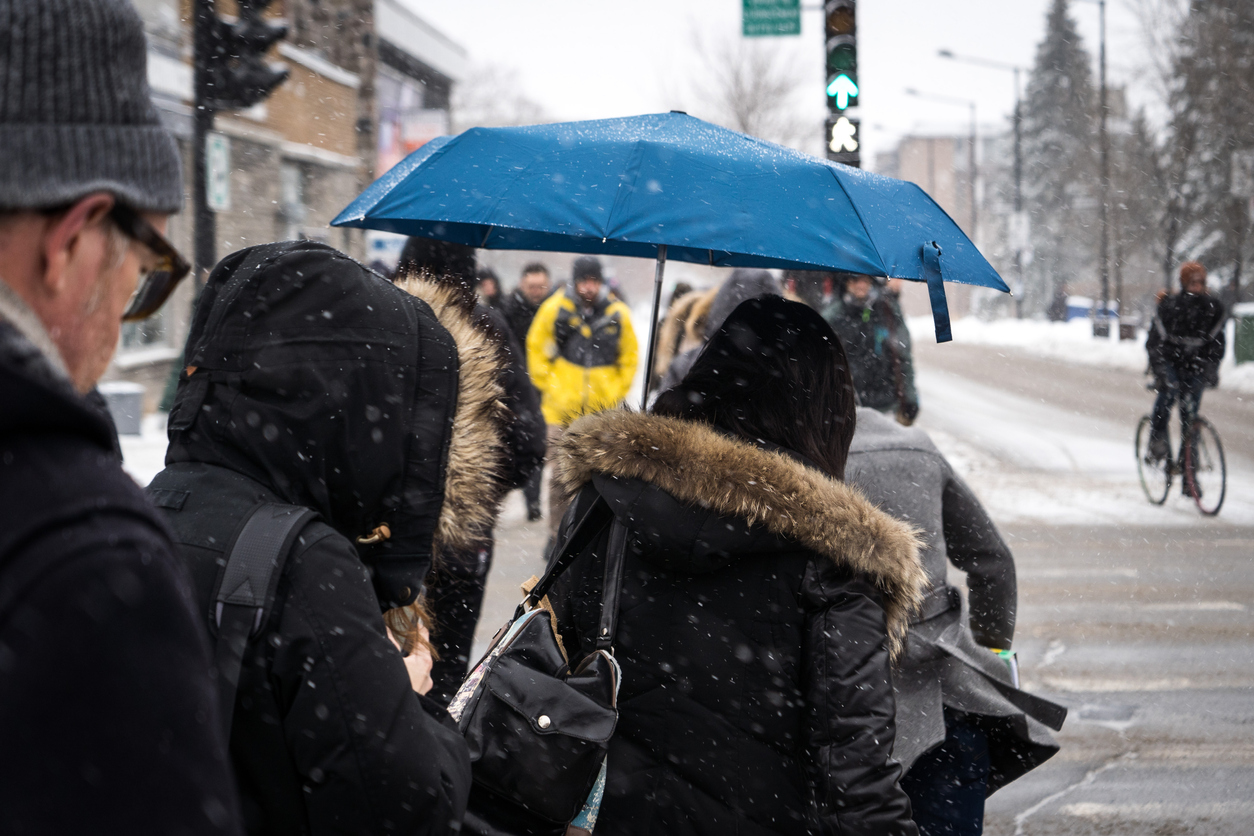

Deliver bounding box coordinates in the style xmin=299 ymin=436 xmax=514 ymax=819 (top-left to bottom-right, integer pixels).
xmin=826 ymin=167 xmax=891 ymax=278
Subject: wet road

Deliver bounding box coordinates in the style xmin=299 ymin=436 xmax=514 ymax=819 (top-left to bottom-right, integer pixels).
xmin=483 ymin=339 xmax=1254 ymax=834
xmin=916 ymin=341 xmax=1254 ymax=835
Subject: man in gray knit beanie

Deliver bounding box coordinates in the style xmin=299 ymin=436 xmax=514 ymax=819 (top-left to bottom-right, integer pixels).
xmin=0 ymin=3 xmax=241 ymax=834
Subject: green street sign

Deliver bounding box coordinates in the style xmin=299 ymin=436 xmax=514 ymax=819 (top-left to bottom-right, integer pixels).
xmin=743 ymin=0 xmax=801 ymax=37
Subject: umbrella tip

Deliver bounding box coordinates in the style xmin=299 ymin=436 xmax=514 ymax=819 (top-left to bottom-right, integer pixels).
xmin=669 ymin=109 xmax=688 ymax=115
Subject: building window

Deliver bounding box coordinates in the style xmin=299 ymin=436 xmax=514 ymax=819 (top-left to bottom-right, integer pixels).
xmin=279 ymin=161 xmax=307 ymax=241
xmin=120 ymin=311 xmax=169 ymax=352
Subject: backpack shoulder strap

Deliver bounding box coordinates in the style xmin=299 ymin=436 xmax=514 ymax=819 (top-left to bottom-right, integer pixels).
xmin=211 ymin=502 xmax=317 ymax=733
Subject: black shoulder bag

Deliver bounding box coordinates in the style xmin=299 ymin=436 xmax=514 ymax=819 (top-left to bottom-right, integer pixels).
xmin=209 ymin=502 xmax=316 ymax=731
xmin=448 ymin=497 xmax=627 ymax=836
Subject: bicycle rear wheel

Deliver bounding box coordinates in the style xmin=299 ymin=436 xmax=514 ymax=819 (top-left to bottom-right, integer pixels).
xmin=1184 ymin=417 xmax=1226 ymax=516
xmin=1136 ymin=414 xmax=1171 ymax=505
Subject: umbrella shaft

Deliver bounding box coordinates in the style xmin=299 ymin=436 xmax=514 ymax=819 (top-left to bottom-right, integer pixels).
xmin=640 ymin=244 xmax=668 ymax=410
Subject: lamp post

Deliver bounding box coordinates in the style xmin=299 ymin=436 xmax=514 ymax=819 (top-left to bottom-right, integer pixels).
xmin=938 ymin=49 xmax=1027 ymax=317
xmin=1076 ymin=0 xmax=1111 ymax=335
xmin=904 ymin=88 xmax=978 ymax=243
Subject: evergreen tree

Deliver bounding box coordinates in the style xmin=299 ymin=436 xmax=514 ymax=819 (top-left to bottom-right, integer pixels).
xmin=1163 ymin=1 xmax=1254 ymax=303
xmin=1021 ymin=0 xmax=1099 ymax=314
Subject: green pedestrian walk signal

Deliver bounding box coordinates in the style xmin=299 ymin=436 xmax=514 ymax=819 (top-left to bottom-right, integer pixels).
xmin=827 ymin=74 xmax=858 ymax=110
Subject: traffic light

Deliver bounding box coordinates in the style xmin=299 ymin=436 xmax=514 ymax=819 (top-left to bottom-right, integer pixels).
xmin=198 ymin=0 xmax=289 ymax=112
xmin=825 ymin=1 xmax=857 ymax=111
xmin=826 ymin=115 xmax=860 ymax=166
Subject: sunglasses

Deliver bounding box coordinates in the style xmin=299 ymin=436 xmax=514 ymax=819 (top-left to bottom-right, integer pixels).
xmin=110 ymin=203 xmax=192 ymax=322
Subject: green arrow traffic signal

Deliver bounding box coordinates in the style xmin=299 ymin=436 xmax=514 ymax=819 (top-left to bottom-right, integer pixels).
xmin=827 ymin=73 xmax=858 ymax=110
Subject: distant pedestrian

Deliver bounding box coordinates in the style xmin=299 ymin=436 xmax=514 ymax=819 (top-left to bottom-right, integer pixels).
xmin=149 ymin=241 xmax=498 ymax=833
xmin=527 ymin=255 xmax=638 ymax=534
xmin=1146 ymin=261 xmax=1226 ymax=463
xmin=656 ymin=267 xmax=780 ymax=392
xmin=475 ymin=267 xmax=502 ymax=309
xmin=847 ymin=408 xmax=1066 ymax=836
xmin=547 ymin=297 xmax=925 ymax=835
xmin=652 ymin=283 xmax=714 ymax=390
xmin=501 ymin=261 xmax=553 ymax=520
xmin=396 ymin=237 xmax=545 ymax=702
xmin=823 ymin=274 xmax=919 ymax=425
xmin=0 ymin=1 xmax=240 ymax=832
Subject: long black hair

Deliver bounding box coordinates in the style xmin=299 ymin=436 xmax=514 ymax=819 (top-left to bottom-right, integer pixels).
xmin=651 ymin=295 xmax=857 ymax=479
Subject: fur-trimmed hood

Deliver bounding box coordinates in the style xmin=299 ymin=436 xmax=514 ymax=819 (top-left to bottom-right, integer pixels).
xmin=555 ymin=409 xmax=926 ymax=656
xmin=654 ymin=287 xmax=716 ymax=378
xmin=166 ymin=241 xmax=507 ymax=607
xmin=395 ymin=270 xmax=510 ymax=555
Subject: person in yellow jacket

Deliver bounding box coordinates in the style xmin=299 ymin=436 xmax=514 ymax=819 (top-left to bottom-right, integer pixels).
xmin=527 ymin=256 xmax=638 ymax=533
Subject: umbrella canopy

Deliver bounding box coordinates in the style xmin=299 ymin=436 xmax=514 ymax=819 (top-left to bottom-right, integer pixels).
xmin=333 ymin=112 xmax=1009 ymax=354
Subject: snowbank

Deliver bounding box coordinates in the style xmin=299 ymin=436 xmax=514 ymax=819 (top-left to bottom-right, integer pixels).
xmin=909 ymin=315 xmax=1254 ymax=395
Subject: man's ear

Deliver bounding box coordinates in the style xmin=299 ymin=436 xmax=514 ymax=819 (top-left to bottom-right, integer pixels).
xmin=40 ymin=193 xmax=116 ymax=296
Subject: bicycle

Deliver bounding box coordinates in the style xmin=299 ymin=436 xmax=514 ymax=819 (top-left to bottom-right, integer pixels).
xmin=1135 ymin=412 xmax=1227 ymax=516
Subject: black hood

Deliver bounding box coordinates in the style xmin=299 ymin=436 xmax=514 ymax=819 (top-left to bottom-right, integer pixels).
xmin=166 ymin=241 xmax=459 ymax=607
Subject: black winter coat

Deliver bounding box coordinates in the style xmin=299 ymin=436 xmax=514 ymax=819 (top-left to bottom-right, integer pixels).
xmin=1146 ymin=291 xmax=1226 ymax=382
xmin=478 ymin=304 xmax=545 ymax=489
xmin=546 ymin=410 xmax=926 ymax=836
xmin=499 ymin=288 xmax=541 ymax=351
xmin=821 ymin=291 xmax=917 ymax=416
xmin=0 ymin=315 xmax=241 ymax=834
xmin=149 ymin=242 xmax=512 ymax=834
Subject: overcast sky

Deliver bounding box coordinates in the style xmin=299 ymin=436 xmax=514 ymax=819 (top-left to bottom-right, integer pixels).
xmin=409 ymin=0 xmax=1157 ymax=168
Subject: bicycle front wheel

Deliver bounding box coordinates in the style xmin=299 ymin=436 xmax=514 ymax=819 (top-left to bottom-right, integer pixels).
xmin=1184 ymin=417 xmax=1226 ymax=516
xmin=1136 ymin=414 xmax=1171 ymax=505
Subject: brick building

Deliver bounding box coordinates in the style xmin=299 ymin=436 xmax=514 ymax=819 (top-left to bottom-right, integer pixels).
xmin=111 ymin=0 xmax=466 ymax=412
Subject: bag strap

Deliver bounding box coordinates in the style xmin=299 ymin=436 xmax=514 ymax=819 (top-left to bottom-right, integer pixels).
xmin=520 ymin=495 xmax=629 ymax=650
xmin=523 ymin=496 xmax=613 ymax=611
xmin=595 ymin=519 xmax=628 ymax=651
xmin=211 ymin=502 xmax=316 ymax=732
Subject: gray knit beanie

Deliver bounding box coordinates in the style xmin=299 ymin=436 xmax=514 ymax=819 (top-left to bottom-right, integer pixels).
xmin=0 ymin=0 xmax=182 ymax=212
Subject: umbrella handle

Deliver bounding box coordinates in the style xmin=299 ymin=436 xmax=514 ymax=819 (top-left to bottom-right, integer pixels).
xmin=640 ymin=245 xmax=668 ymax=410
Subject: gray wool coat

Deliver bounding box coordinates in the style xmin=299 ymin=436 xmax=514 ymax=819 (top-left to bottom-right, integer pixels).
xmin=846 ymin=408 xmax=1066 ymax=793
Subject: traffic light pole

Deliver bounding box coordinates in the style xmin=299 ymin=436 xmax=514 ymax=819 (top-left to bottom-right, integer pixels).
xmin=192 ymin=0 xmax=216 ymax=283
xmin=1097 ymin=0 xmax=1111 ymax=333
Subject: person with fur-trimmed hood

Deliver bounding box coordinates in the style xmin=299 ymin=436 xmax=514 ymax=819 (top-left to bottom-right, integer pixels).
xmin=148 ymin=241 xmax=512 ymax=834
xmin=395 ymin=235 xmax=547 ymax=704
xmin=546 ymin=297 xmax=925 ymax=835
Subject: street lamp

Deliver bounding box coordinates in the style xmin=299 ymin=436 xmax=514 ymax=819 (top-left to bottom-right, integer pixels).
xmin=904 ymin=88 xmax=978 ymax=243
xmin=938 ymin=49 xmax=1027 ymax=317
xmin=1076 ymin=0 xmax=1111 ymax=336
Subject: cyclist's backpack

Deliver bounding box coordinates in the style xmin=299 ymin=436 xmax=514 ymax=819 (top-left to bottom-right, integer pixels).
xmin=206 ymin=502 xmax=317 ymax=731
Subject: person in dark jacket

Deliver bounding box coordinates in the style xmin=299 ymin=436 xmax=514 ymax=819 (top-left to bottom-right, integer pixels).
xmin=823 ymin=275 xmax=919 ymax=425
xmin=656 ymin=267 xmax=781 ymax=392
xmin=499 ymin=262 xmax=553 ymax=519
xmin=548 ymin=297 xmax=926 ymax=836
xmin=847 ymin=408 xmax=1066 ymax=836
xmin=1146 ymin=261 xmax=1227 ymax=462
xmin=0 ymin=1 xmax=241 ymax=832
xmin=147 ymin=241 xmax=508 ymax=834
xmin=395 ymin=236 xmax=547 ymax=703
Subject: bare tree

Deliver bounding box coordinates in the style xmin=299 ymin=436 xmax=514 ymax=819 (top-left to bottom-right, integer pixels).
xmin=451 ymin=64 xmax=552 ymax=133
xmin=675 ymin=31 xmax=817 ymax=153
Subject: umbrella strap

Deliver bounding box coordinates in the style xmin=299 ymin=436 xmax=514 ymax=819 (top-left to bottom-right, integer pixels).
xmin=923 ymin=242 xmax=952 ymax=343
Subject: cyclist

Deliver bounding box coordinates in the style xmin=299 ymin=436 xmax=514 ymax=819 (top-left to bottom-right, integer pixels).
xmin=1146 ymin=261 xmax=1226 ymax=463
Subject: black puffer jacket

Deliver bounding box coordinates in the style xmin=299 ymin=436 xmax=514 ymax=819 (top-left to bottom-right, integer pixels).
xmin=148 ymin=242 xmax=509 ymax=834
xmin=0 ymin=312 xmax=241 ymax=833
xmin=547 ymin=410 xmax=925 ymax=836
xmin=1146 ymin=290 xmax=1226 ymax=382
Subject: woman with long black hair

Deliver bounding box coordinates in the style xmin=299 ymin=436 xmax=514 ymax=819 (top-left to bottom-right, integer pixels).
xmin=547 ymin=296 xmax=925 ymax=835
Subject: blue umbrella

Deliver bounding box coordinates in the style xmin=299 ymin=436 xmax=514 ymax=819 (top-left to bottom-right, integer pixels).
xmin=333 ymin=112 xmax=1009 ymax=403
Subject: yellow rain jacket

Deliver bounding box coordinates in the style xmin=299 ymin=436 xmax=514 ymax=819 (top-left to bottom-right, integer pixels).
xmin=526 ymin=287 xmax=638 ymax=426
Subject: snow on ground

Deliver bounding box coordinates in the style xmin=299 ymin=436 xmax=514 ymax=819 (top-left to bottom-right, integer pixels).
xmin=915 ymin=364 xmax=1254 ymax=528
xmin=909 ymin=315 xmax=1254 ymax=395
xmin=119 ymin=412 xmax=169 ymax=487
